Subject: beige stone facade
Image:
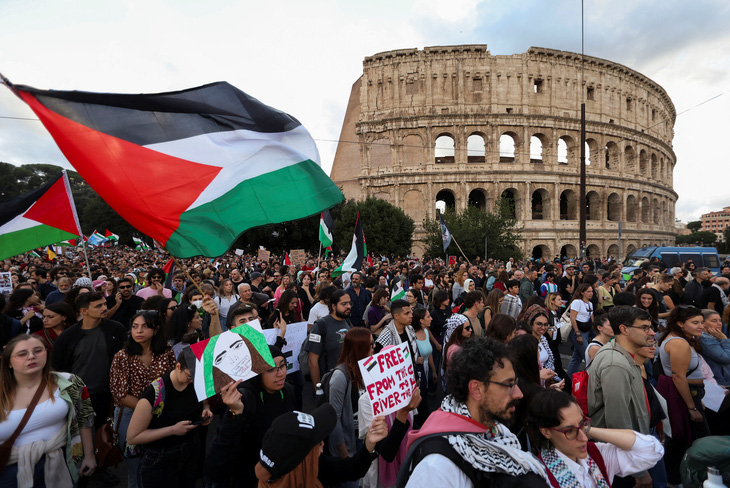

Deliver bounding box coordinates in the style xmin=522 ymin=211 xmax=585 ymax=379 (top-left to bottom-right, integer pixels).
xmin=330 ymin=45 xmax=678 ymax=259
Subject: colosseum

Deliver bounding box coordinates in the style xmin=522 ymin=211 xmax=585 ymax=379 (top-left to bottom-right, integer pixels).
xmin=330 ymin=45 xmax=678 ymax=260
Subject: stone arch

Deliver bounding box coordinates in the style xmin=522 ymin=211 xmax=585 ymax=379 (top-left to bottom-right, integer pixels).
xmin=500 ymin=188 xmax=519 ymax=219
xmin=639 ymin=150 xmax=648 ymax=177
xmin=402 ymin=134 xmax=424 ymax=166
xmin=605 ymin=141 xmax=619 ymax=170
xmin=370 ymin=137 xmax=392 ymax=169
xmin=435 ymin=189 xmax=456 ymax=213
xmin=624 ymin=145 xmax=636 ymax=175
xmin=586 ymin=191 xmax=601 ymax=220
xmin=641 ymin=196 xmax=651 ymax=223
xmin=607 ymin=244 xmax=619 ymax=259
xmin=434 ymin=134 xmax=455 ymax=164
xmin=560 ymin=189 xmax=577 ymax=220
xmin=653 ymin=198 xmax=660 ymax=224
xmin=626 ymin=195 xmax=639 ymax=222
xmin=626 ymin=244 xmax=637 ymax=257
xmin=560 ymin=244 xmax=577 ymax=259
xmin=530 ymin=133 xmax=548 ymax=163
xmin=585 ymin=138 xmax=600 ymax=166
xmin=532 ymin=244 xmax=550 ymax=260
xmin=531 ymin=188 xmax=550 ymax=220
xmin=586 ymin=244 xmax=601 ymax=259
xmin=468 ymin=188 xmax=487 ymax=211
xmin=651 ymin=153 xmax=658 ymax=180
xmin=607 ymin=192 xmax=621 ymax=221
xmin=558 ymin=136 xmax=575 ymax=165
xmin=467 ymin=133 xmax=486 ymax=163
xmin=403 ymin=189 xmax=424 ymax=220
xmin=499 ymin=132 xmax=519 ymax=162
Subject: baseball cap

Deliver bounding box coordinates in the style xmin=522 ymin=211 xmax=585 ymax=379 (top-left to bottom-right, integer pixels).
xmin=258 ymin=403 xmax=336 ymax=480
xmin=250 ymin=272 xmax=263 ymax=280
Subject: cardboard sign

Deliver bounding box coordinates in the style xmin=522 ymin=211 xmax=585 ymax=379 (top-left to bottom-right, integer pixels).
xmin=290 ymin=249 xmax=306 ymax=266
xmin=182 ymin=327 xmax=275 ymax=401
xmin=262 ymin=321 xmax=308 ymax=373
xmin=448 ymin=255 xmax=457 ymax=266
xmin=358 ymin=343 xmax=417 ymax=417
xmin=0 ymin=272 xmax=11 ymax=295
xmin=235 ymin=249 xmax=244 ymax=256
xmin=257 ymin=248 xmax=270 ymax=261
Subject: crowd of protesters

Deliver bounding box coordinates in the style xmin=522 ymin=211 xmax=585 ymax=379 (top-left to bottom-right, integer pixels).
xmin=1 ymin=245 xmax=730 ymax=487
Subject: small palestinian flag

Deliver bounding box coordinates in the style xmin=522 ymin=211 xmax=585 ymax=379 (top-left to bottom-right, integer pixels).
xmin=6 ymin=79 xmax=343 ymax=258
xmin=27 ymin=250 xmax=40 ymax=258
xmin=181 ymin=327 xmax=275 ymax=401
xmin=363 ymin=355 xmax=377 ymax=373
xmin=332 ymin=213 xmax=365 ymax=277
xmin=0 ymin=171 xmax=82 ymax=261
xmin=105 ymin=229 xmax=119 ymax=245
xmin=319 ymin=210 xmax=334 ymax=249
xmin=391 ymin=279 xmax=405 ymax=301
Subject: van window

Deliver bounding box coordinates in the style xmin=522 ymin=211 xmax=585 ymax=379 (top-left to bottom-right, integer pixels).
xmin=703 ymin=254 xmax=720 ymax=268
xmin=660 ymin=253 xmax=680 ymax=268
xmin=680 ymin=253 xmax=702 ymax=267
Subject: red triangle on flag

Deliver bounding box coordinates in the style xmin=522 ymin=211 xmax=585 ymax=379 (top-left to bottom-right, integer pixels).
xmin=189 ymin=337 xmax=211 ymax=361
xmin=19 ymin=91 xmax=222 ymax=246
xmin=23 ymin=176 xmax=79 ymax=235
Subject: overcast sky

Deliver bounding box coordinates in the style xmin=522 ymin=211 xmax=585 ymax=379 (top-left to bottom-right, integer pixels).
xmin=1 ymin=0 xmax=727 ymax=224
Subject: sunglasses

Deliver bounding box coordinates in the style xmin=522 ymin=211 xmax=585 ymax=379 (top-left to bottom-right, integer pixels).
xmin=465 ymin=326 xmax=473 ymax=331
xmin=119 ymin=285 xmax=133 ymax=290
xmin=168 ymin=305 xmax=179 ymax=311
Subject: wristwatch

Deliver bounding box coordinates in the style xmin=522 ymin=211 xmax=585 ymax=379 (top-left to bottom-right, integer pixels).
xmin=688 ymin=406 xmax=698 ymax=411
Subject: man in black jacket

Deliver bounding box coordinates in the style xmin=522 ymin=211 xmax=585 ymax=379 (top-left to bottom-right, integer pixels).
xmin=51 ymin=291 xmax=126 ymax=430
xmin=684 ymin=267 xmax=712 ymax=307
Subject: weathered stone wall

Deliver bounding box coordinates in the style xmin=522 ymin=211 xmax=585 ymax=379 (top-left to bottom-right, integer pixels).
xmin=331 ymin=45 xmax=678 ymax=259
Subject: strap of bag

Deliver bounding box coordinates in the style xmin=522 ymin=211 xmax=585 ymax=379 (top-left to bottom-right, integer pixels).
xmin=0 ymin=380 xmax=47 ymax=450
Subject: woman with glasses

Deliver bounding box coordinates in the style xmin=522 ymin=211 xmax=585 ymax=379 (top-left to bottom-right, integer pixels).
xmin=156 ymin=298 xmax=178 ymax=331
xmin=0 ymin=335 xmax=96 ymax=487
xmin=110 ymin=311 xmax=176 ymax=488
xmin=528 ymin=389 xmax=663 ymax=488
xmin=127 ymin=351 xmax=213 ymax=488
xmin=525 ymin=304 xmax=564 ymax=387
xmin=656 ymin=306 xmax=711 ymax=484
xmin=204 ymin=345 xmax=296 ymax=486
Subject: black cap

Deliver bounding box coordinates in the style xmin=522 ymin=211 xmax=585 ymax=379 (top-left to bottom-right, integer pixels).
xmin=250 ymin=272 xmax=263 ymax=280
xmin=258 ymin=403 xmax=336 ymax=479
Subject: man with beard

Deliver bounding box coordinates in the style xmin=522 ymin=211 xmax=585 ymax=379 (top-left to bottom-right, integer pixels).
xmin=44 ymin=276 xmax=72 ymax=305
xmin=404 ymin=337 xmax=549 ymax=487
xmin=305 ymin=290 xmax=352 ymax=388
xmin=106 ymin=276 xmax=144 ymax=329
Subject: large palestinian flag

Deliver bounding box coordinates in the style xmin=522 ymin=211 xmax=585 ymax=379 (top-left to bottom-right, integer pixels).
xmin=0 ymin=171 xmax=82 ymax=261
xmin=6 ymin=80 xmax=344 ymax=258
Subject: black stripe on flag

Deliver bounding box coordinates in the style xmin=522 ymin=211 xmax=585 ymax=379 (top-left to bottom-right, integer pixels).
xmin=15 ymin=82 xmax=302 ymax=146
xmin=0 ymin=173 xmax=62 ymax=227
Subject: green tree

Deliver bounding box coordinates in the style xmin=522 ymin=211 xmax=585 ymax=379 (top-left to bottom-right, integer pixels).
xmin=232 ymin=213 xmax=322 ymax=255
xmin=332 ymin=198 xmax=415 ymax=258
xmin=676 ymin=231 xmax=717 ymax=246
xmin=422 ymin=199 xmax=524 ymax=261
xmin=686 ymin=220 xmax=702 ymax=233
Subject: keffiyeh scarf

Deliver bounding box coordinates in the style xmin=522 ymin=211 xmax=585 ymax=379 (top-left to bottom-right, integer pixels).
xmin=440 ymin=396 xmax=548 ymax=480
xmin=540 ymin=447 xmax=609 ymax=488
xmin=443 ymin=314 xmax=468 ymax=344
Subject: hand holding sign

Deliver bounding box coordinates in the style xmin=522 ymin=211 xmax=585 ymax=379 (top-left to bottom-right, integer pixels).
xmin=358 ymin=343 xmax=418 ymax=417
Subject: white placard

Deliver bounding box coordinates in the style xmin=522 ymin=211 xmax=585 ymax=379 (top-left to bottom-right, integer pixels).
xmin=0 ymin=272 xmax=12 ymax=295
xmin=358 ymin=343 xmax=417 ymax=417
xmin=262 ymin=321 xmax=308 ymax=373
xmin=702 ymin=380 xmax=727 ymax=413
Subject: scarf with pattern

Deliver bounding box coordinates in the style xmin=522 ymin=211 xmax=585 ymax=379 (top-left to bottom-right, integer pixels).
xmin=540 ymin=447 xmax=609 ymax=488
xmin=440 ymin=396 xmax=548 ymax=480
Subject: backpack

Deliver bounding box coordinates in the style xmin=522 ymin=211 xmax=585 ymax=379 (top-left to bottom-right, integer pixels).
xmin=298 ymin=320 xmax=328 ymax=379
xmin=318 ymin=363 xmax=347 ymax=406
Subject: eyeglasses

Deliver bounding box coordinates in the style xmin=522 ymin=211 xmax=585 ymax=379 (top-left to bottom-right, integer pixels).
xmin=266 ymin=363 xmax=288 ymax=374
xmin=550 ymin=417 xmax=591 ymax=440
xmin=485 ymin=377 xmax=519 ymax=395
xmin=624 ymin=324 xmax=654 ymax=333
xmin=533 ymin=321 xmax=548 ymax=328
xmin=13 ymin=347 xmax=46 ymax=359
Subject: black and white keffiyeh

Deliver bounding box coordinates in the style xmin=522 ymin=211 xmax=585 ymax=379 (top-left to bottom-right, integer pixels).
xmin=443 ymin=313 xmax=468 ymax=344
xmin=440 ymin=395 xmax=548 ymax=480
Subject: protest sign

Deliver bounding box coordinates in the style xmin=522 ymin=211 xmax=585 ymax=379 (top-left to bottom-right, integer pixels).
xmin=182 ymin=327 xmax=275 ymax=401
xmin=290 ymin=249 xmax=306 ymax=266
xmin=257 ymin=248 xmax=271 ymax=261
xmin=235 ymin=248 xmax=244 ymax=256
xmin=0 ymin=272 xmax=11 ymax=295
xmin=358 ymin=343 xmax=417 ymax=417
xmin=448 ymin=255 xmax=457 ymax=266
xmin=262 ymin=321 xmax=308 ymax=373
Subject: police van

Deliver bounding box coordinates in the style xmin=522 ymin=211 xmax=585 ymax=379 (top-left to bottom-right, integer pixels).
xmin=622 ymin=246 xmax=721 ymax=280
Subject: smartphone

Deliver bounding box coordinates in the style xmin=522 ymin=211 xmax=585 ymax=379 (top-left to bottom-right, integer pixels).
xmin=190 ymin=417 xmax=207 ymax=426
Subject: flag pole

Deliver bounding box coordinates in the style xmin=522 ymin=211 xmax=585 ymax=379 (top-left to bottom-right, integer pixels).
xmin=450 ymin=234 xmax=471 ymax=264
xmin=170 ymin=255 xmax=205 ymax=296
xmin=79 ymin=234 xmax=91 ymax=273
xmin=317 ymin=242 xmax=322 ymax=266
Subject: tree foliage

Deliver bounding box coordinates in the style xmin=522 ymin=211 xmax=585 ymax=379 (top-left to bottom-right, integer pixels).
xmin=686 ymin=220 xmax=702 ymax=233
xmin=676 ymin=231 xmax=717 ymax=246
xmin=232 ymin=213 xmax=322 ymax=255
xmin=422 ymin=199 xmax=524 ymax=261
xmin=332 ymin=197 xmax=415 ymax=258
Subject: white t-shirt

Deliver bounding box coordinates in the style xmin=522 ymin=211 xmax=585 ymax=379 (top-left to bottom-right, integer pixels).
xmin=570 ymin=299 xmax=593 ymax=322
xmin=308 ymin=302 xmax=329 ymax=324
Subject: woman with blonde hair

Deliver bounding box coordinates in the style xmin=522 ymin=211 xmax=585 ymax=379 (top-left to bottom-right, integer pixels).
xmin=451 ymin=269 xmax=467 ymax=302
xmin=0 ymin=335 xmax=96 ymax=486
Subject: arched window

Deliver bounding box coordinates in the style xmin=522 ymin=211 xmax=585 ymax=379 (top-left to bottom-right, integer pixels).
xmin=560 ymin=190 xmax=577 ymax=220
xmin=435 ymin=135 xmax=455 ymax=164
xmin=605 ymin=142 xmax=618 ymax=170
xmin=435 ymin=189 xmax=456 ymax=213
xmin=499 ymin=134 xmax=516 ymax=162
xmin=586 ymin=191 xmax=600 ymax=220
xmin=501 ymin=189 xmax=518 ymax=219
xmin=467 ymin=134 xmax=485 ymax=163
xmin=530 ymin=136 xmax=543 ymax=163
xmin=531 ymin=189 xmax=550 ymax=220
xmin=641 ymin=197 xmax=651 ymax=223
xmin=639 ymin=150 xmax=648 ymax=177
xmin=626 ymin=195 xmax=638 ymax=222
xmin=468 ymin=189 xmax=487 ymax=210
xmin=624 ymin=145 xmax=635 ymax=175
xmin=557 ymin=138 xmax=569 ymax=164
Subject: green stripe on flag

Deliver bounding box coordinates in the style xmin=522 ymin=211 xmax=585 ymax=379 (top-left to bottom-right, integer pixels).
xmin=168 ymin=160 xmax=342 ymax=257
xmin=0 ymin=225 xmax=77 ymax=261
